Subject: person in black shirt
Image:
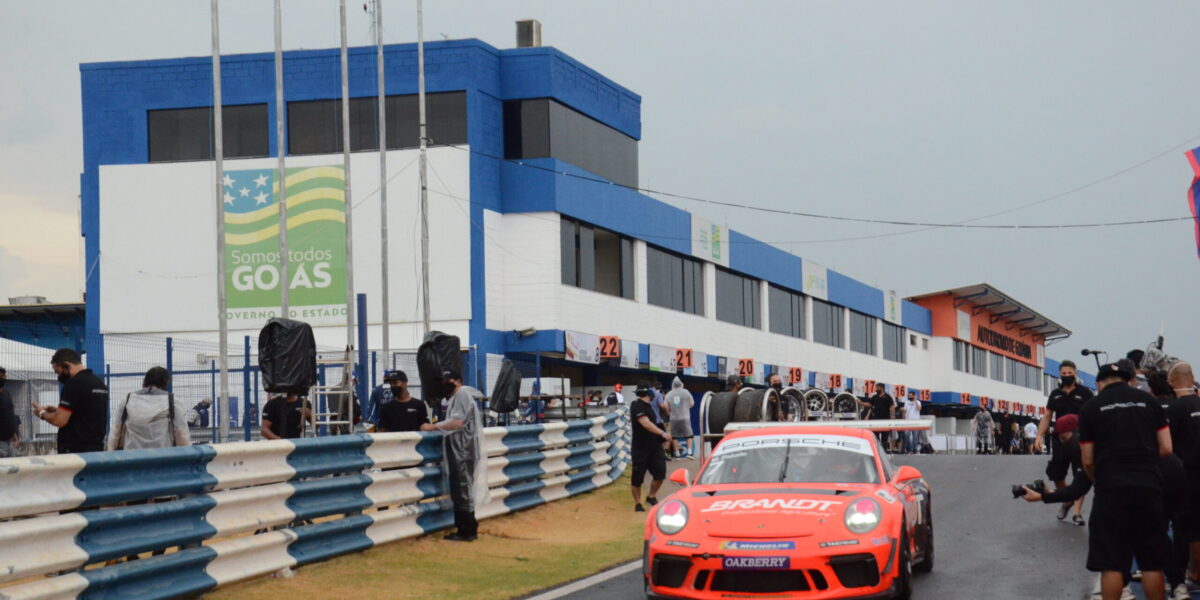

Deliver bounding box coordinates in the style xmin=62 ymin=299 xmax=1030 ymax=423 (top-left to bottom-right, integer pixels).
xmin=630 ymin=387 xmax=670 ymax=512
xmin=1164 ymin=362 xmax=1200 ymax=588
xmin=0 ymin=367 xmax=18 ymax=457
xmin=376 ymin=370 xmax=428 ymax=433
xmin=1078 ymin=362 xmax=1172 ymax=600
xmin=32 ymin=348 xmax=109 ymax=454
xmin=1035 ymin=360 xmax=1094 ymax=517
xmin=261 ymin=392 xmax=309 ymax=440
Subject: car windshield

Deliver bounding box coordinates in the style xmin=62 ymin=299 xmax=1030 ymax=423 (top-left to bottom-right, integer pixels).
xmin=699 ymin=434 xmax=879 ymax=485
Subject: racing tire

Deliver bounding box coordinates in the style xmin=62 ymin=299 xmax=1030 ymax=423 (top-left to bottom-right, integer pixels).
xmin=913 ymin=504 xmax=934 ymax=573
xmin=893 ymin=528 xmax=914 ymax=600
xmin=706 ymin=392 xmax=738 ymax=438
xmin=732 ymin=389 xmax=765 ymax=423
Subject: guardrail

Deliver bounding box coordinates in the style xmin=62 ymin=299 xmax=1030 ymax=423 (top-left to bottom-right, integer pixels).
xmin=0 ymin=412 xmax=630 ymax=600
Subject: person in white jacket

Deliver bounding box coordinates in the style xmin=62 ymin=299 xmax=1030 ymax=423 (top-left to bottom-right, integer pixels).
xmin=107 ymin=366 xmax=191 ymax=450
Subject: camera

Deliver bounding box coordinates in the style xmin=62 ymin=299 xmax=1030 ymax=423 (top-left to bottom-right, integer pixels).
xmin=1011 ymin=479 xmax=1046 ymax=499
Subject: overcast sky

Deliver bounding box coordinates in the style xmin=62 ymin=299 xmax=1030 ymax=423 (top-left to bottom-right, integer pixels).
xmin=2 ymin=1 xmax=1198 ymax=368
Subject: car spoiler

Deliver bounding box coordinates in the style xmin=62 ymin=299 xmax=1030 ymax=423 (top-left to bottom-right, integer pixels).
xmin=724 ymin=419 xmax=934 ymax=434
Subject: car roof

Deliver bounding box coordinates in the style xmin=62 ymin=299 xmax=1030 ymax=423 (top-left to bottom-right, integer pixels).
xmin=721 ymin=426 xmax=877 ymax=443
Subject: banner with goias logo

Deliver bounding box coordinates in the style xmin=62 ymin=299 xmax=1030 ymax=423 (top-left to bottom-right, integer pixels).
xmin=223 ymin=165 xmax=347 ymax=324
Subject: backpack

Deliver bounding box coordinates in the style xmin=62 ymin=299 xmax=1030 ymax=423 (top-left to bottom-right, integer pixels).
xmin=488 ymin=359 xmax=522 ymax=413
xmin=121 ymin=391 xmax=179 ymax=447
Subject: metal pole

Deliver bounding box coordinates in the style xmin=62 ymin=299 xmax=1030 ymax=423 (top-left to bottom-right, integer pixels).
xmin=165 ymin=337 xmax=174 ymax=393
xmin=212 ymin=0 xmax=231 ymax=444
xmin=357 ymin=293 xmax=369 ymax=421
xmin=274 ymin=0 xmax=290 ymax=318
xmin=243 ymin=335 xmax=252 ymax=441
xmin=417 ymin=0 xmax=431 ymax=335
xmin=375 ymin=0 xmax=390 ymax=364
xmin=340 ymin=0 xmax=355 ymax=351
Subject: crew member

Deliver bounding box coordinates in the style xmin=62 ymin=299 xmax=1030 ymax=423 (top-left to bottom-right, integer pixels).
xmin=973 ymin=407 xmax=995 ymax=454
xmin=1078 ymin=363 xmax=1172 ymax=600
xmin=854 ymin=383 xmax=895 ymax=445
xmin=1165 ymin=362 xmax=1200 ymax=590
xmin=630 ymin=386 xmax=671 ymax=512
xmin=0 ymin=367 xmax=18 ymax=457
xmin=33 ymin=348 xmax=109 ymax=454
xmin=421 ymin=370 xmax=486 ymax=542
xmin=261 ymin=391 xmax=310 ymax=440
xmin=902 ymin=390 xmax=922 ymax=454
xmin=375 ymin=370 xmax=428 ymax=433
xmin=1035 ymin=360 xmax=1094 ymax=520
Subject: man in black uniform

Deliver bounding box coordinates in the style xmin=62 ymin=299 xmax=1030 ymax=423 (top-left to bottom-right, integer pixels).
xmin=1078 ymin=362 xmax=1173 ymax=600
xmin=260 ymin=392 xmax=310 ymax=440
xmin=1035 ymin=360 xmax=1094 ymax=519
xmin=1165 ymin=362 xmax=1200 ymax=589
xmin=32 ymin=348 xmax=109 ymax=454
xmin=630 ymin=386 xmax=671 ymax=512
xmin=854 ymin=383 xmax=895 ymax=446
xmin=375 ymin=370 xmax=428 ymax=433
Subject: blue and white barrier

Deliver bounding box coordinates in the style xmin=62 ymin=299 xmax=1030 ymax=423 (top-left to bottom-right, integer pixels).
xmin=0 ymin=412 xmax=630 ymax=600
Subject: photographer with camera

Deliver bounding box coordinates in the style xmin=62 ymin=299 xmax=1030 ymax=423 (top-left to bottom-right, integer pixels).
xmin=1035 ymin=360 xmax=1094 ymax=520
xmin=1018 ymin=414 xmax=1086 ymax=525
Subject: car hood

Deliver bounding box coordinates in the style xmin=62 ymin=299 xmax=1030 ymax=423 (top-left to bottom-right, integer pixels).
xmin=686 ymin=486 xmax=862 ymax=539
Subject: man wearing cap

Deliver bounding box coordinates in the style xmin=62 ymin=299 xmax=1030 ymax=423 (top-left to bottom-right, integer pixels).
xmin=375 ymin=370 xmax=428 ymax=433
xmin=420 ymin=369 xmax=486 ymax=542
xmin=1078 ymin=362 xmax=1172 ymax=600
xmin=365 ymin=371 xmax=399 ymax=426
xmin=630 ymin=386 xmax=671 ymax=512
xmin=1021 ymin=414 xmax=1086 ymax=525
xmin=1035 ymin=359 xmax=1095 ymax=520
xmin=605 ymin=383 xmax=625 ymax=406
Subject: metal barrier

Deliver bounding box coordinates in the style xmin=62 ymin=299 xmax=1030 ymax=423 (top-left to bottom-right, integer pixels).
xmin=0 ymin=412 xmax=630 ymax=600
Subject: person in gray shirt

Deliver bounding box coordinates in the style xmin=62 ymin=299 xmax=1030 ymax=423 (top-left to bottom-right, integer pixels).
xmin=664 ymin=376 xmax=694 ymax=459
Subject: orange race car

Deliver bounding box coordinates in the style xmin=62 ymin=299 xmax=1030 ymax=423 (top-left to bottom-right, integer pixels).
xmin=642 ymin=423 xmax=933 ymax=599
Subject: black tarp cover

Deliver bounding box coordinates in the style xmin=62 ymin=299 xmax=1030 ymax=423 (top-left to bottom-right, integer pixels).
xmin=488 ymin=359 xmax=522 ymax=413
xmin=258 ymin=318 xmax=318 ymax=395
xmin=417 ymin=331 xmax=461 ymax=403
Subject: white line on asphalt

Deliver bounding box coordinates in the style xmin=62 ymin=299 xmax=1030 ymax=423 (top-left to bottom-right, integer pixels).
xmin=522 ymin=560 xmax=642 ymax=600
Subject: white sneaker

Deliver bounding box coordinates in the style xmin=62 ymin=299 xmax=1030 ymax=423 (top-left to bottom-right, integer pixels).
xmin=1171 ymin=583 xmax=1191 ymax=600
xmin=1120 ymin=585 xmax=1135 ymax=600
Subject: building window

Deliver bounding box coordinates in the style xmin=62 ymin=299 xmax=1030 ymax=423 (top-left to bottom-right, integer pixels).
xmin=883 ymin=322 xmax=906 ymax=363
xmin=646 ymin=245 xmax=703 ymax=315
xmin=715 ymin=268 xmax=760 ymax=328
xmin=970 ymin=346 xmax=988 ymax=377
xmin=909 ymin=333 xmax=917 ymax=346
xmin=560 ymin=217 xmax=633 ymax=299
xmin=288 ymin=92 xmax=467 ymax=156
xmin=768 ymin=285 xmax=805 ymax=338
xmin=953 ymin=340 xmax=970 ymax=373
xmin=989 ymin=352 xmax=1004 ymax=382
xmin=922 ymin=338 xmax=929 ymax=350
xmin=812 ymin=299 xmax=844 ymax=348
xmin=148 ymin=104 xmax=269 ymax=162
xmin=503 ymin=98 xmax=638 ymax=188
xmin=849 ymin=311 xmax=877 ymax=355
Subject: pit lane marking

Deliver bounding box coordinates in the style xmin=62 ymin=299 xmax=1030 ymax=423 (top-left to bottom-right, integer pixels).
xmin=521 ymin=560 xmax=642 ymax=600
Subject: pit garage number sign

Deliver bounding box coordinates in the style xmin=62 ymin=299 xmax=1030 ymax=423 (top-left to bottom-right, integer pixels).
xmin=599 ymin=336 xmax=620 ymax=359
xmin=787 ymin=367 xmax=804 ymax=385
xmin=737 ymin=358 xmax=755 ymax=377
xmin=675 ymin=348 xmax=694 ymax=369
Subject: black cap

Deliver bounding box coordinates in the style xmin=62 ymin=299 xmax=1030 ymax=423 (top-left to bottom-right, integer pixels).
xmin=385 ymin=370 xmax=407 ymax=383
xmin=1115 ymin=359 xmax=1138 ymax=381
xmin=441 ymin=368 xmax=462 ymax=380
xmin=634 ymin=387 xmax=653 ymax=398
xmin=1098 ymin=362 xmax=1132 ymax=380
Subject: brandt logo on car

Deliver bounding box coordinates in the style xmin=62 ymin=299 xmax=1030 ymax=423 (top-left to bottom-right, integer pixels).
xmin=818 ymin=539 xmax=860 ymax=548
xmin=702 ymin=499 xmax=842 ymax=513
xmin=719 ymin=541 xmax=796 ymax=551
xmin=722 ymin=556 xmax=790 ymax=570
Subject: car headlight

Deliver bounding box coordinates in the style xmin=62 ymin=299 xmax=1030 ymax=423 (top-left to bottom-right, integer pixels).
xmin=844 ymin=498 xmax=882 ymax=534
xmin=656 ymin=500 xmax=689 ymax=535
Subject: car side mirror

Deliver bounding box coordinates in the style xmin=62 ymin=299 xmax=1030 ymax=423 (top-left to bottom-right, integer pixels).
xmin=668 ymin=468 xmax=690 ymax=487
xmin=895 ymin=465 xmax=922 ymax=483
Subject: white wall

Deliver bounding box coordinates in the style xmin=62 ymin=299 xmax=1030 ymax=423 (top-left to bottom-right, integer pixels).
xmin=98 ymin=147 xmax=471 ymax=350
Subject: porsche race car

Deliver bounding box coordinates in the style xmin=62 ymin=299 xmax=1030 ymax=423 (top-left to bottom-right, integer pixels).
xmin=643 ymin=422 xmax=933 ymax=599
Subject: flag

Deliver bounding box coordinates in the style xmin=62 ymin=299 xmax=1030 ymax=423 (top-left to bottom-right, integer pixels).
xmin=1188 ymin=147 xmax=1200 ymax=260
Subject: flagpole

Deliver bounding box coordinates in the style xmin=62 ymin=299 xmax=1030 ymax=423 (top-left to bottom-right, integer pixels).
xmin=375 ymin=0 xmax=390 ymax=369
xmin=211 ymin=0 xmax=230 ymax=444
xmin=340 ymin=0 xmax=355 ymax=351
xmin=417 ymin=0 xmax=430 ymax=336
xmin=274 ymin=0 xmax=290 ymax=318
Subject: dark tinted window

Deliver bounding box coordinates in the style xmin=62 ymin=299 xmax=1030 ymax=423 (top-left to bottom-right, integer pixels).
xmin=647 ymin=245 xmax=703 ymax=315
xmin=560 ymin=217 xmax=633 ymax=299
xmin=812 ymin=299 xmax=844 ymax=348
xmin=288 ymin=92 xmax=467 ymax=156
xmin=768 ymin=285 xmax=806 ymax=339
xmin=715 ymin=268 xmax=760 ymax=328
xmin=849 ymin=311 xmax=877 ymax=355
xmin=882 ymin=322 xmax=906 ymax=363
xmin=148 ymin=104 xmax=268 ymax=162
xmin=504 ymin=98 xmax=638 ymax=188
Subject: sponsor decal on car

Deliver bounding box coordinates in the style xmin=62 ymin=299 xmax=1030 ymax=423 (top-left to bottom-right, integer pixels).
xmin=722 ymin=556 xmax=791 ymax=570
xmin=718 ymin=541 xmax=796 ymax=551
xmin=875 ymin=490 xmax=896 ymax=504
xmin=818 ymin=539 xmax=860 ymax=548
xmin=666 ymin=540 xmax=700 ymax=549
xmin=714 ymin=435 xmax=873 ymax=457
xmin=702 ymin=498 xmax=842 ymax=513
xmin=871 ymin=535 xmax=893 ymax=546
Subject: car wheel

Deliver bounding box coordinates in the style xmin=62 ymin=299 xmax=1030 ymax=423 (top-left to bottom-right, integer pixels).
xmin=892 ymin=528 xmax=913 ymax=599
xmin=914 ymin=506 xmax=934 ymax=573
xmin=732 ymin=390 xmax=763 ymax=422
